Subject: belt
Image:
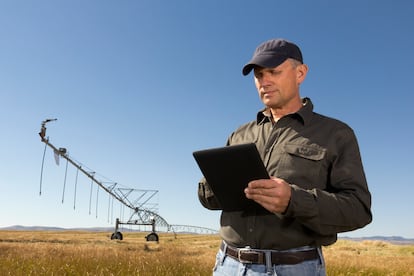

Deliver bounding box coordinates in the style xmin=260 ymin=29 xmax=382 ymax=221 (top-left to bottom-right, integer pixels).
xmin=221 ymin=242 xmax=318 ymax=265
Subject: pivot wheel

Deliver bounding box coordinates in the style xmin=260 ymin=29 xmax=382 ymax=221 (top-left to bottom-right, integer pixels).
xmin=111 ymin=231 xmax=123 ymax=240
xmin=145 ymin=232 xmax=159 ymax=242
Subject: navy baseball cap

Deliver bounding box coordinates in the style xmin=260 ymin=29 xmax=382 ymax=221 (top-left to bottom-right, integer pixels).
xmin=242 ymin=39 xmax=303 ymax=76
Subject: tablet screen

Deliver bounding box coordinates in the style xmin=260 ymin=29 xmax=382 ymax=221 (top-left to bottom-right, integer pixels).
xmin=193 ymin=143 xmax=269 ymax=211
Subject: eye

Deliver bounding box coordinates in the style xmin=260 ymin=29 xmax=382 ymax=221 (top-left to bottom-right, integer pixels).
xmin=270 ymin=69 xmax=281 ymax=75
xmin=254 ymin=71 xmax=263 ymax=79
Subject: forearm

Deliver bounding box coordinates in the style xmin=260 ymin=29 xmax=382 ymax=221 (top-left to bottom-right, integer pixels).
xmin=285 ymin=184 xmax=372 ymax=235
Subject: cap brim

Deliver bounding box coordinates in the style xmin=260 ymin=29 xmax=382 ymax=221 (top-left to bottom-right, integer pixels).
xmin=242 ymin=55 xmax=288 ymax=76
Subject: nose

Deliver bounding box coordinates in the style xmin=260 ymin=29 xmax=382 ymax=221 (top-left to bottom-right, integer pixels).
xmin=256 ymin=73 xmax=272 ymax=88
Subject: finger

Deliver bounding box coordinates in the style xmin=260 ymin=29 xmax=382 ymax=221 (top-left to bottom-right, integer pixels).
xmin=245 ymin=188 xmax=270 ymax=200
xmin=248 ymin=179 xmax=274 ymax=189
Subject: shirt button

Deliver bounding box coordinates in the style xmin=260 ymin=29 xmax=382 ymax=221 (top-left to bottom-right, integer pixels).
xmin=249 ymin=228 xmax=253 ymax=232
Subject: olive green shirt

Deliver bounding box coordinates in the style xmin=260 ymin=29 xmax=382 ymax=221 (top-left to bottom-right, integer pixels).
xmin=198 ymin=98 xmax=372 ymax=250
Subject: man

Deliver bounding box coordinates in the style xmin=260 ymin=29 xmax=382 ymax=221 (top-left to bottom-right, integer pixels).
xmin=198 ymin=39 xmax=372 ymax=275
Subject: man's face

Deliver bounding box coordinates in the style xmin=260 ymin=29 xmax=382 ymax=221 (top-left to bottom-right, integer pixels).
xmin=253 ymin=59 xmax=306 ymax=109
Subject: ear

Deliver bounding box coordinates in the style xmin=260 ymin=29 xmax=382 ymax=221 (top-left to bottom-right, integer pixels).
xmin=296 ymin=64 xmax=309 ymax=84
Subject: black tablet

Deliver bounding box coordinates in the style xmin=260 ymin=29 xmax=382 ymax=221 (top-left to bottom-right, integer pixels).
xmin=193 ymin=143 xmax=269 ymax=211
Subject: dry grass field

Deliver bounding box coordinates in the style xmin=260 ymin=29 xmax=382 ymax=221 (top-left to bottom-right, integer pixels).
xmin=0 ymin=230 xmax=413 ymax=275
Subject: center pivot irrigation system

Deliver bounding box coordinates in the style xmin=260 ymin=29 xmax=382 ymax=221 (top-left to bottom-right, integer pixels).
xmin=39 ymin=119 xmax=217 ymax=241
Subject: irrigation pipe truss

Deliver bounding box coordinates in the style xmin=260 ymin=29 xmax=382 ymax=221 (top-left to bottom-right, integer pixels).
xmin=38 ymin=119 xmax=218 ymax=239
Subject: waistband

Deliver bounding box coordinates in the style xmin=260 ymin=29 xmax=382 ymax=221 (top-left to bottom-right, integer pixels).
xmin=220 ymin=241 xmax=319 ymax=265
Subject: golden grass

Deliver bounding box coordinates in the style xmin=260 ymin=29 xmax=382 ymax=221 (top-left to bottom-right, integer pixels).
xmin=0 ymin=231 xmax=219 ymax=276
xmin=324 ymin=239 xmax=414 ymax=275
xmin=0 ymin=230 xmax=413 ymax=275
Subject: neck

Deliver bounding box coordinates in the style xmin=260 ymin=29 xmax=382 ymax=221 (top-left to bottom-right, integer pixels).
xmin=270 ymin=100 xmax=303 ymax=121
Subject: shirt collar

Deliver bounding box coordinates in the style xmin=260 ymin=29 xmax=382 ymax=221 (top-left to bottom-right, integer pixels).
xmin=256 ymin=97 xmax=314 ymax=125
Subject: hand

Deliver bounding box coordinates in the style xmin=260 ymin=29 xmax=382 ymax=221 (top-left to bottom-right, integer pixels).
xmin=244 ymin=177 xmax=292 ymax=214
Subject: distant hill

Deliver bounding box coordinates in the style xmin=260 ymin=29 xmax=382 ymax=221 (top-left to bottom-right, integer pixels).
xmin=1 ymin=225 xmax=413 ymax=244
xmin=0 ymin=225 xmax=115 ymax=232
xmin=340 ymin=235 xmax=414 ymax=245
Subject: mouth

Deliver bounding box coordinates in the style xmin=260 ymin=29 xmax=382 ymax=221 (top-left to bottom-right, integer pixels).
xmin=261 ymin=90 xmax=274 ymax=98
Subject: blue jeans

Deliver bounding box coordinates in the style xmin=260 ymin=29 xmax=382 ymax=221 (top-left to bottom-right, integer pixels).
xmin=213 ymin=246 xmax=326 ymax=276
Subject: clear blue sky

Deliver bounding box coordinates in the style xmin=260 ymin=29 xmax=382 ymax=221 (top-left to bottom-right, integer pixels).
xmin=1 ymin=1 xmax=413 ymax=238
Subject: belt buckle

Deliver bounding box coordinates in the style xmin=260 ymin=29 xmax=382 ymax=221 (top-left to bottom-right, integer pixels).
xmin=237 ymin=247 xmax=256 ymax=264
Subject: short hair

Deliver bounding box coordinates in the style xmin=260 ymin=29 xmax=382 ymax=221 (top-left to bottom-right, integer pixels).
xmin=288 ymin=58 xmax=303 ymax=68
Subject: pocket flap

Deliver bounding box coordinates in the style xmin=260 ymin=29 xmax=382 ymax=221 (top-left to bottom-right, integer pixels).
xmin=284 ymin=143 xmax=326 ymax=161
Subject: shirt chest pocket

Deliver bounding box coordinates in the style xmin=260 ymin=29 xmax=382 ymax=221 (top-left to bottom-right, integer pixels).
xmin=277 ymin=143 xmax=327 ymax=188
